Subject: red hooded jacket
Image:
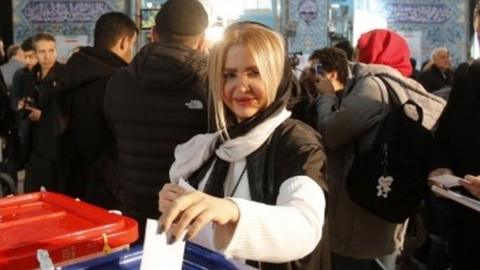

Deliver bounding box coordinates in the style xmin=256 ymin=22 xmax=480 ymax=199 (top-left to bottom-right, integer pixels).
xmin=357 ymin=29 xmax=412 ymax=77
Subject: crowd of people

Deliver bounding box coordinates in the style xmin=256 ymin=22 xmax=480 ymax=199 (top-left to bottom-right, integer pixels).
xmin=1 ymin=0 xmax=480 ymax=269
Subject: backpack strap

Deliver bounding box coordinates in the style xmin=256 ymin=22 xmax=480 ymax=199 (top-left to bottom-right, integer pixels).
xmin=377 ymin=75 xmax=424 ymax=125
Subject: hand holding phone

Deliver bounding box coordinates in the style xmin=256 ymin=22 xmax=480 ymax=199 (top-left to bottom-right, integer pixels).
xmin=315 ymin=63 xmax=325 ymax=75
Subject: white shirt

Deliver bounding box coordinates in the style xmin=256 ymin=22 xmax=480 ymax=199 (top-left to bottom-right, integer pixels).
xmin=194 ymin=159 xmax=326 ymax=263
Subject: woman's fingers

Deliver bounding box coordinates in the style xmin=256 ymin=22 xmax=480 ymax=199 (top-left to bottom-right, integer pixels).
xmin=186 ymin=210 xmax=216 ymax=241
xmin=462 ymin=175 xmax=480 ymax=199
xmin=158 ymin=184 xmax=187 ymax=212
xmin=170 ymin=198 xmax=209 ymax=242
xmin=159 ymin=191 xmax=200 ymax=235
xmin=159 ymin=192 xmax=240 ymax=244
xmin=163 ymin=189 xmax=182 ymax=201
xmin=169 ymin=184 xmax=187 ymax=194
xmin=465 ymin=175 xmax=480 ymax=183
xmin=159 ymin=183 xmax=186 ymax=197
xmin=159 ymin=197 xmax=173 ymax=213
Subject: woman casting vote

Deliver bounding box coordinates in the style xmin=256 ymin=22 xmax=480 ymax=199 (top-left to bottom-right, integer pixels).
xmin=158 ymin=22 xmax=328 ymax=269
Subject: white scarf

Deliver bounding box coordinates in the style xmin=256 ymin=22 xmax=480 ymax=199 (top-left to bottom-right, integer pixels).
xmin=169 ymin=108 xmax=291 ymax=182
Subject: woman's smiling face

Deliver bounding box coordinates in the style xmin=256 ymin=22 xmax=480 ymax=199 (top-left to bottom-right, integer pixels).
xmin=222 ymin=44 xmax=267 ymax=123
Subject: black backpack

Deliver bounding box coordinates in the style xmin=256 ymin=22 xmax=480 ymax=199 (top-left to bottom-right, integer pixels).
xmin=346 ymin=75 xmax=431 ymax=223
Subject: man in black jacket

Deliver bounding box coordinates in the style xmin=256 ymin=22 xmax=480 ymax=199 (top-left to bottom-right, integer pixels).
xmin=21 ymin=33 xmax=66 ymax=192
xmin=418 ymin=47 xmax=453 ymax=93
xmin=104 ymin=0 xmax=209 ymax=237
xmin=11 ymin=38 xmax=37 ymax=171
xmin=428 ymin=3 xmax=480 ymax=269
xmin=0 ymin=72 xmax=14 ymax=138
xmin=59 ymin=12 xmax=137 ymax=205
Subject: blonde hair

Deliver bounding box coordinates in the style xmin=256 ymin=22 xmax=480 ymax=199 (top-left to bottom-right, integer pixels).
xmin=475 ymin=1 xmax=480 ymax=21
xmin=207 ymin=23 xmax=286 ymax=139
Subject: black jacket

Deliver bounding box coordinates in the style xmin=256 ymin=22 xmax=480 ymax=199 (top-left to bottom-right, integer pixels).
xmin=433 ymin=60 xmax=480 ymax=269
xmin=24 ymin=62 xmax=68 ymax=192
xmin=254 ymin=119 xmax=329 ymax=270
xmin=0 ymin=71 xmax=14 ymax=136
xmin=59 ymin=47 xmax=127 ymax=199
xmin=104 ymin=42 xmax=208 ymax=231
xmin=29 ymin=62 xmax=67 ymax=160
xmin=190 ymin=119 xmax=330 ymax=270
xmin=418 ymin=65 xmax=453 ymax=93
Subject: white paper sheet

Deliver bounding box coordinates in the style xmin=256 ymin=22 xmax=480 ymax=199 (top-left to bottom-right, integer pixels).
xmin=140 ymin=219 xmax=186 ymax=270
xmin=429 ymin=174 xmax=463 ymax=188
xmin=431 ymin=185 xmax=480 ymax=213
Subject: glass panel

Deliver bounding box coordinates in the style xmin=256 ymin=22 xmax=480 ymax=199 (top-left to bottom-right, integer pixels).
xmin=258 ymin=0 xmax=273 ymax=10
xmin=141 ymin=0 xmax=164 ymax=8
xmin=245 ymin=0 xmax=257 ymax=9
xmin=328 ymin=0 xmax=353 ymax=45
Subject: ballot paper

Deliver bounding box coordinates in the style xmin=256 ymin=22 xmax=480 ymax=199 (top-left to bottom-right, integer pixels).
xmin=178 ymin=178 xmax=196 ymax=192
xmin=431 ymin=185 xmax=480 ymax=213
xmin=140 ymin=219 xmax=186 ymax=270
xmin=429 ymin=174 xmax=463 ymax=188
xmin=166 ymin=178 xmax=259 ymax=270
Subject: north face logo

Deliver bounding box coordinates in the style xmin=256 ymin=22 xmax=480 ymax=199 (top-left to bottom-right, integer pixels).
xmin=185 ymin=100 xmax=204 ymax=110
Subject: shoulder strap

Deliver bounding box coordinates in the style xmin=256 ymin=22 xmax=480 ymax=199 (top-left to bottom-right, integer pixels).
xmin=376 ymin=75 xmax=401 ymax=107
xmin=377 ymin=75 xmax=424 ymax=124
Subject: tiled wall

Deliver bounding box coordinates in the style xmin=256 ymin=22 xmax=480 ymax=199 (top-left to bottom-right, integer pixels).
xmin=353 ymin=0 xmax=469 ymax=65
xmin=12 ymin=0 xmax=469 ymax=64
xmin=286 ymin=0 xmax=469 ymax=65
xmin=13 ymin=0 xmax=128 ymax=44
xmin=288 ymin=0 xmax=329 ymax=55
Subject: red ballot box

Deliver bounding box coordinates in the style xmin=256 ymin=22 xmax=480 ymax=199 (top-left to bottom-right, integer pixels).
xmin=0 ymin=192 xmax=138 ymax=270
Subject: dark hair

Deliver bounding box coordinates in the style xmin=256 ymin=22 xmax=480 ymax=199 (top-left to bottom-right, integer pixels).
xmin=155 ymin=32 xmax=203 ymax=47
xmin=33 ymin=33 xmax=55 ymax=50
xmin=410 ymin=58 xmax=417 ymax=69
xmin=309 ymin=47 xmax=349 ymax=84
xmin=153 ymin=0 xmax=208 ymax=45
xmin=333 ymin=39 xmax=354 ymax=60
xmin=21 ymin=37 xmax=34 ymax=52
xmin=6 ymin=45 xmax=21 ymax=60
xmin=94 ymin=12 xmax=138 ymax=49
xmin=154 ymin=0 xmax=208 ymax=33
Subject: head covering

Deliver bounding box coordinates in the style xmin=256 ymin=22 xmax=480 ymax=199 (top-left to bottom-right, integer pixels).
xmin=220 ymin=21 xmax=292 ymax=139
xmin=155 ymin=0 xmax=209 ymax=35
xmin=357 ymin=29 xmax=412 ymax=77
xmin=193 ymin=21 xmax=295 ymax=197
xmin=203 ymin=59 xmax=294 ymax=197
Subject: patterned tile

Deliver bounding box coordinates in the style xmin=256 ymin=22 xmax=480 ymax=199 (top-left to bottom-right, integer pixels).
xmin=13 ymin=0 xmax=127 ymax=45
xmin=352 ymin=0 xmax=469 ymax=65
xmin=288 ymin=0 xmax=329 ymax=54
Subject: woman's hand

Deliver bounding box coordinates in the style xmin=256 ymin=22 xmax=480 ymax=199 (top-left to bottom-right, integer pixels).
xmin=462 ymin=175 xmax=480 ymax=199
xmin=158 ymin=191 xmax=240 ymax=244
xmin=158 ymin=183 xmax=187 ymax=214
